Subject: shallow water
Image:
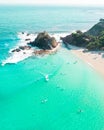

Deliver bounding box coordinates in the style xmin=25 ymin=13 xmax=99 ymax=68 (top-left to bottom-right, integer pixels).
xmin=1 ymin=6 xmax=104 ymax=130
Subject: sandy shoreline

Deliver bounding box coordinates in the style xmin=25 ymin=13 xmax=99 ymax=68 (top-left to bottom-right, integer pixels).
xmin=69 ymin=45 xmax=104 ymax=77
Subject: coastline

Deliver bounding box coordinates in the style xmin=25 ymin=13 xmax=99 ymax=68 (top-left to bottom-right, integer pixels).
xmin=33 ymin=43 xmax=60 ymax=55
xmin=69 ymin=45 xmax=104 ymax=77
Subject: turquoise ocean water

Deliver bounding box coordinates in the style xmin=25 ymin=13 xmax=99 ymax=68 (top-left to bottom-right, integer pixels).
xmin=1 ymin=6 xmax=104 ymax=130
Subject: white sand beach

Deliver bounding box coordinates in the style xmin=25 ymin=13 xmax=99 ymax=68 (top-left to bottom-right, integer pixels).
xmin=69 ymin=45 xmax=104 ymax=77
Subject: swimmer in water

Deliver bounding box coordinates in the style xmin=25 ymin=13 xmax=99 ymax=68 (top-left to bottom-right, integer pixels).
xmin=45 ymin=74 xmax=49 ymax=81
xmin=41 ymin=99 xmax=48 ymax=104
xmin=77 ymin=109 xmax=83 ymax=114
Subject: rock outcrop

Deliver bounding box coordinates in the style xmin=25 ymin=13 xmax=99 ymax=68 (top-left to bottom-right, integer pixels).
xmin=85 ymin=19 xmax=104 ymax=36
xmin=10 ymin=31 xmax=59 ymax=56
xmin=29 ymin=31 xmax=58 ymax=50
xmin=61 ymin=30 xmax=90 ymax=47
xmin=61 ymin=19 xmax=104 ymax=51
xmin=11 ymin=48 xmax=21 ymax=52
xmin=11 ymin=46 xmax=31 ymax=52
xmin=19 ymin=46 xmax=31 ymax=50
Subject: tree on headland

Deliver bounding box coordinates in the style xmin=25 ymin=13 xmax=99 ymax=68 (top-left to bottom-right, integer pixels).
xmin=61 ymin=19 xmax=104 ymax=51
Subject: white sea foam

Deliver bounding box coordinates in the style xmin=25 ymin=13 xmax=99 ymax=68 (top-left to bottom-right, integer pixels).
xmin=2 ymin=32 xmax=36 ymax=66
xmin=51 ymin=30 xmax=86 ymax=42
xmin=2 ymin=32 xmax=70 ymax=66
xmin=18 ymin=32 xmax=37 ymax=43
xmin=51 ymin=32 xmax=70 ymax=42
xmin=2 ymin=49 xmax=34 ymax=66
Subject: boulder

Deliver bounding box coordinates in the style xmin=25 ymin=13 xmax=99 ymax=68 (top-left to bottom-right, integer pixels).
xmin=11 ymin=46 xmax=31 ymax=53
xmin=25 ymin=39 xmax=31 ymax=41
xmin=11 ymin=48 xmax=21 ymax=52
xmin=27 ymin=33 xmax=30 ymax=36
xmin=19 ymin=46 xmax=31 ymax=50
xmin=29 ymin=31 xmax=58 ymax=50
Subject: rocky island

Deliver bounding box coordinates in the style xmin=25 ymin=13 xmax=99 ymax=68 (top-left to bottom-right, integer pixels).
xmin=11 ymin=31 xmax=59 ymax=55
xmin=29 ymin=31 xmax=58 ymax=50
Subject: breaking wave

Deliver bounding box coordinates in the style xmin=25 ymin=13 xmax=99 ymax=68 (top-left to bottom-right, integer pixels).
xmin=1 ymin=32 xmax=70 ymax=66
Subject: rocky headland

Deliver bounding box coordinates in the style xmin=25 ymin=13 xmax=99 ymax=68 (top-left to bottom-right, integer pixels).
xmin=60 ymin=19 xmax=104 ymax=76
xmin=61 ymin=19 xmax=104 ymax=51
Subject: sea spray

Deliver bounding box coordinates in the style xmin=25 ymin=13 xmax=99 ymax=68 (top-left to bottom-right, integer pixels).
xmin=1 ymin=32 xmax=69 ymax=66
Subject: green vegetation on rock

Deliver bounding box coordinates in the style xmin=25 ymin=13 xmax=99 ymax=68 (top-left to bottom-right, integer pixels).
xmin=29 ymin=31 xmax=58 ymax=50
xmin=61 ymin=19 xmax=104 ymax=51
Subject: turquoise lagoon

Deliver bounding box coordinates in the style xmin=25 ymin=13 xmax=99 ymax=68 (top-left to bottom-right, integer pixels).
xmin=0 ymin=6 xmax=104 ymax=130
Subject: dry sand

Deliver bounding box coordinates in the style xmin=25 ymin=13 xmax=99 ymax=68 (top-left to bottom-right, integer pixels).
xmin=69 ymin=45 xmax=104 ymax=77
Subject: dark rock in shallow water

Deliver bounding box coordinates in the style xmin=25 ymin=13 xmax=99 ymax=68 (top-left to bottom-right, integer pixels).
xmin=11 ymin=48 xmax=21 ymax=52
xmin=25 ymin=38 xmax=31 ymax=41
xmin=85 ymin=19 xmax=104 ymax=36
xmin=19 ymin=46 xmax=31 ymax=50
xmin=27 ymin=33 xmax=30 ymax=36
xmin=22 ymin=32 xmax=24 ymax=34
xmin=11 ymin=46 xmax=31 ymax=53
xmin=29 ymin=31 xmax=58 ymax=50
